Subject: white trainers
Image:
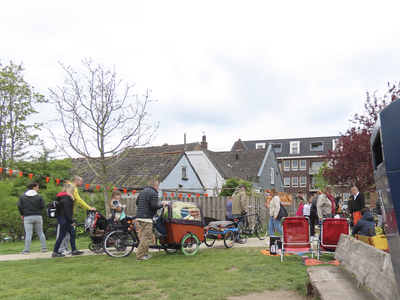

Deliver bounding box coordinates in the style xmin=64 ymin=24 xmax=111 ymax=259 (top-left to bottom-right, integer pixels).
xmin=61 ymin=249 xmax=72 ymax=255
xmin=265 ymin=241 xmax=269 ymax=245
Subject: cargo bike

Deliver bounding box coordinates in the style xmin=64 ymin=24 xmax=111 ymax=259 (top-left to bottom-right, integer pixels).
xmin=101 ymin=201 xmax=205 ymax=257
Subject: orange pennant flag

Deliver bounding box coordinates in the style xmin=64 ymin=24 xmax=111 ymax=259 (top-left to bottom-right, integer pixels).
xmin=171 ymin=193 xmax=174 ymax=197
xmin=96 ymin=185 xmax=100 ymax=191
xmin=179 ymin=193 xmax=183 ymax=199
xmin=56 ymin=179 xmax=60 ymax=185
xmin=164 ymin=193 xmax=167 ymax=197
xmin=187 ymin=193 xmax=191 ymax=197
xmin=85 ymin=184 xmax=90 ymax=190
xmin=123 ymin=189 xmax=127 ymax=194
xmin=107 ymin=187 xmax=110 ymax=190
xmin=113 ymin=187 xmax=117 ymax=190
xmin=196 ymin=194 xmax=200 ymax=197
xmin=0 ymin=168 xmax=2 ymax=173
xmin=9 ymin=169 xmax=13 ymax=175
xmin=132 ymin=190 xmax=136 ymax=195
xmin=46 ymin=177 xmax=50 ymax=183
xmin=29 ymin=173 xmax=33 ymax=179
xmin=205 ymin=194 xmax=208 ymax=197
xmin=19 ymin=172 xmax=23 ymax=177
xmin=66 ymin=181 xmax=70 ymax=183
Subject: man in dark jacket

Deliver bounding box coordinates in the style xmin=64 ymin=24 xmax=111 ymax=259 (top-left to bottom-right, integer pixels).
xmin=17 ymin=182 xmax=47 ymax=254
xmin=352 ymin=208 xmax=375 ymax=236
xmin=135 ymin=180 xmax=166 ymax=261
xmin=350 ymin=187 xmax=365 ymax=227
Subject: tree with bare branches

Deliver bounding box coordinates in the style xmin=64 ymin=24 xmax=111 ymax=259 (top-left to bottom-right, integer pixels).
xmin=48 ymin=59 xmax=158 ymax=212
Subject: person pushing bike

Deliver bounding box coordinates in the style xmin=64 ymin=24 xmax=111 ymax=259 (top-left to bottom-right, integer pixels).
xmin=232 ymin=184 xmax=247 ymax=230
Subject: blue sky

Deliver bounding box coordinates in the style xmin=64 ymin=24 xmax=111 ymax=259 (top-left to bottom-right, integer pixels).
xmin=2 ymin=1 xmax=400 ymax=156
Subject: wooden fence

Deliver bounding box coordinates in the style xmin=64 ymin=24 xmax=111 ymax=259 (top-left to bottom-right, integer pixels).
xmin=120 ymin=196 xmax=273 ymax=227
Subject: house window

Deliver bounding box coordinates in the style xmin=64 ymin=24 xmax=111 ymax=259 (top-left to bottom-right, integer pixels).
xmin=310 ymin=141 xmax=324 ymax=151
xmin=182 ymin=166 xmax=188 ymax=180
xmin=284 ymin=177 xmax=290 ymax=187
xmin=256 ymin=143 xmax=265 ymax=149
xmin=310 ymin=161 xmax=323 ymax=174
xmin=332 ymin=139 xmax=339 ymax=151
xmin=292 ymin=160 xmax=298 ymax=171
xmin=311 ymin=177 xmax=317 ymax=188
xmin=300 ymin=160 xmax=306 ymax=170
xmin=292 ymin=177 xmax=298 ymax=187
xmin=290 ymin=141 xmax=300 ymax=154
xmin=284 ymin=161 xmax=290 ymax=171
xmin=270 ymin=167 xmax=274 ymax=184
xmin=273 ymin=143 xmax=282 ymax=153
xmin=300 ymin=177 xmax=306 ymax=187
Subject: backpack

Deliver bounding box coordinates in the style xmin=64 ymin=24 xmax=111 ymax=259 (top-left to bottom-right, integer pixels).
xmin=46 ymin=199 xmax=58 ymax=218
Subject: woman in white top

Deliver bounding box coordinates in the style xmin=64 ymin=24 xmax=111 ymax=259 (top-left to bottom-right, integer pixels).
xmin=268 ymin=188 xmax=283 ymax=237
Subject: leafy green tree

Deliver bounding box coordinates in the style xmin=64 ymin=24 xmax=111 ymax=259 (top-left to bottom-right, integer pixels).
xmin=0 ymin=61 xmax=47 ymax=171
xmin=218 ymin=178 xmax=253 ymax=196
xmin=313 ymin=162 xmax=330 ymax=191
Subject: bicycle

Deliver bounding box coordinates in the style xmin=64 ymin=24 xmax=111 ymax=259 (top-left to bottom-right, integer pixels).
xmin=223 ymin=207 xmax=269 ymax=248
xmin=238 ymin=206 xmax=269 ymax=239
xmin=44 ymin=219 xmax=86 ymax=240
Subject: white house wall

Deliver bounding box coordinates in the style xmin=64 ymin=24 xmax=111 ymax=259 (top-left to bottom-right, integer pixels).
xmin=158 ymin=154 xmax=204 ymax=196
xmin=186 ymin=150 xmax=225 ymax=196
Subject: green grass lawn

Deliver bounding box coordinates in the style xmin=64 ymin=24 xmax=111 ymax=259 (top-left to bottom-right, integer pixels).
xmin=0 ymin=238 xmax=329 ymax=299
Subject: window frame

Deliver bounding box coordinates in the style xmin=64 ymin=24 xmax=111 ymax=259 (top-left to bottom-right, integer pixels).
xmin=284 ymin=177 xmax=290 ymax=187
xmin=270 ymin=167 xmax=274 ymax=184
xmin=290 ymin=141 xmax=300 ymax=154
xmin=284 ymin=161 xmax=290 ymax=171
xmin=273 ymin=143 xmax=282 ymax=153
xmin=300 ymin=177 xmax=306 ymax=187
xmin=292 ymin=160 xmax=298 ymax=171
xmin=300 ymin=160 xmax=306 ymax=170
xmin=310 ymin=141 xmax=324 ymax=151
xmin=292 ymin=177 xmax=298 ymax=187
xmin=255 ymin=143 xmax=266 ymax=149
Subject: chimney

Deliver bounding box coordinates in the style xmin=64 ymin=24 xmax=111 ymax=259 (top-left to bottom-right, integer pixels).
xmin=201 ymin=134 xmax=208 ymax=150
xmin=184 ymin=133 xmax=186 ymax=150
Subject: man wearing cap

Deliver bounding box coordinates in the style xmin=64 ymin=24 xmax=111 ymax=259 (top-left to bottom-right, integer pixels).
xmin=232 ymin=184 xmax=247 ymax=229
xmin=309 ymin=191 xmax=322 ymax=237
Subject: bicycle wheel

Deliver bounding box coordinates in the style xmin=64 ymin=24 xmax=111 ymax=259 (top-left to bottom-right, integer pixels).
xmin=236 ymin=226 xmax=248 ymax=244
xmin=164 ymin=248 xmax=179 ymax=254
xmin=204 ymin=234 xmax=216 ymax=247
xmin=103 ymin=230 xmax=135 ymax=258
xmin=224 ymin=231 xmax=235 ymax=248
xmin=44 ymin=225 xmax=58 ymax=240
xmin=181 ymin=234 xmax=200 ymax=255
xmin=255 ymin=218 xmax=269 ymax=240
xmin=75 ymin=223 xmax=88 ymax=238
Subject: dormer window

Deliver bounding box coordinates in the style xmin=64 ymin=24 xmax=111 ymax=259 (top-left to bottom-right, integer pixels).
xmin=310 ymin=141 xmax=324 ymax=151
xmin=273 ymin=143 xmax=282 ymax=153
xmin=290 ymin=141 xmax=300 ymax=154
xmin=256 ymin=143 xmax=265 ymax=149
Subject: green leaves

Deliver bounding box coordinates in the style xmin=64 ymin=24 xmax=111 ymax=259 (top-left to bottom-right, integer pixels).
xmin=0 ymin=61 xmax=48 ymax=170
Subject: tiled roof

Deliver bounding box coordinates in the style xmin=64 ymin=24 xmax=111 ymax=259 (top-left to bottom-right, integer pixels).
xmin=204 ymin=148 xmax=268 ymax=181
xmin=71 ymin=152 xmax=185 ymax=190
xmin=124 ymin=142 xmax=202 ymax=155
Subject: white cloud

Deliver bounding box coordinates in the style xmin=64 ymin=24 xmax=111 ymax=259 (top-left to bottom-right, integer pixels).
xmin=3 ymin=0 xmax=400 ymax=155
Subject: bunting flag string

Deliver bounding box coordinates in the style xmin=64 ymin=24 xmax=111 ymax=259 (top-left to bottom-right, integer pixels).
xmin=0 ymin=167 xmax=208 ymax=197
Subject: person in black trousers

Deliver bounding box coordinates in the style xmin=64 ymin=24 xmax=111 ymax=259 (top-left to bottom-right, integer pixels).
xmin=309 ymin=191 xmax=322 ymax=237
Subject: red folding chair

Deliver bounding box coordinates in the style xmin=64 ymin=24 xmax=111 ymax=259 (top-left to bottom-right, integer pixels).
xmin=317 ymin=217 xmax=350 ymax=259
xmin=281 ymin=217 xmax=313 ymax=262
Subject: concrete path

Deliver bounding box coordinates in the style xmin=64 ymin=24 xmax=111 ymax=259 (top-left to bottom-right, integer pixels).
xmin=0 ymin=237 xmax=269 ymax=262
